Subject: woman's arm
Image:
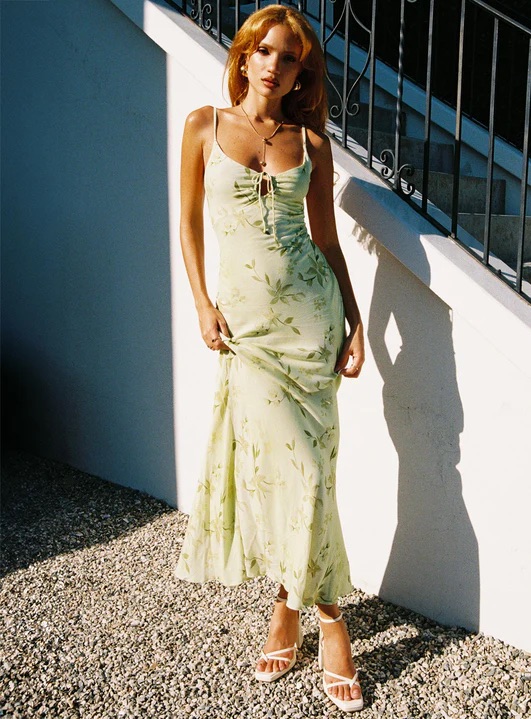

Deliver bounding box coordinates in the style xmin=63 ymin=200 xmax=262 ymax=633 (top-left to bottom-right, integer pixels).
xmin=180 ymin=107 xmax=229 ymax=351
xmin=306 ymin=131 xmax=365 ymax=377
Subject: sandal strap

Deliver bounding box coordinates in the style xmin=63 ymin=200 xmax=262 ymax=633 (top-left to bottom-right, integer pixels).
xmin=260 ymin=644 xmax=297 ymax=662
xmin=324 ymin=669 xmax=360 ymax=690
xmin=319 ymin=611 xmax=343 ymax=624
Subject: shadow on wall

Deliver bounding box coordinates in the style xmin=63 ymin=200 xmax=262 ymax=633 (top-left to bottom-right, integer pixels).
xmin=1 ymin=0 xmax=177 ymax=505
xmin=341 ymin=179 xmax=480 ymax=632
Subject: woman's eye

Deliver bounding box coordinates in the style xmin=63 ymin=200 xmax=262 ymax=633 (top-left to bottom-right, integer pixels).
xmin=257 ymin=47 xmax=269 ymax=55
xmin=284 ymin=55 xmax=297 ymax=63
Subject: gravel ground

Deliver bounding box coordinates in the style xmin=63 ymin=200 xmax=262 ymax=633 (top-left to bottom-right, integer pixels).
xmin=1 ymin=451 xmax=530 ymax=719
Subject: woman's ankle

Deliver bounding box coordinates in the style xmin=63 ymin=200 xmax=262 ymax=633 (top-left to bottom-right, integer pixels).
xmin=277 ymin=585 xmax=288 ymax=602
xmin=317 ymin=603 xmax=341 ymax=621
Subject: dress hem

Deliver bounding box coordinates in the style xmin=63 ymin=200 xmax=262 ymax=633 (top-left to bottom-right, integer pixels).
xmin=174 ymin=563 xmax=353 ymax=611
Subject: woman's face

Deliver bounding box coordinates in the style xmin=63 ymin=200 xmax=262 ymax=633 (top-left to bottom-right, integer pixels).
xmin=245 ymin=23 xmax=303 ymax=99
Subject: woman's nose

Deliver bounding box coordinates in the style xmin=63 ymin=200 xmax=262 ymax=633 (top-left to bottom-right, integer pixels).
xmin=267 ymin=54 xmax=280 ymax=73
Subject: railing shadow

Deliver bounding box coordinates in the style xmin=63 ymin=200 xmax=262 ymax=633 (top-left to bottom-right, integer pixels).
xmin=0 ymin=452 xmax=174 ymax=578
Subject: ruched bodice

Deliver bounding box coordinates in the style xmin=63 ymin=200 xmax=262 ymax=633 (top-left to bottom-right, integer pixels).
xmin=205 ymin=137 xmax=311 ymax=242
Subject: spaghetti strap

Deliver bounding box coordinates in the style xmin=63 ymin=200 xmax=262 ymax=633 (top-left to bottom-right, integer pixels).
xmin=213 ymin=106 xmax=218 ymax=141
xmin=302 ymin=126 xmax=308 ymax=159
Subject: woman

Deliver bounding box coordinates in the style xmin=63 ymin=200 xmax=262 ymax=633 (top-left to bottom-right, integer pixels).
xmin=175 ymin=5 xmax=365 ymax=712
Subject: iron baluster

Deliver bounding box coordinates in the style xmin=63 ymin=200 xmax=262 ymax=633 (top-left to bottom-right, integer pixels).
xmin=235 ymin=0 xmax=240 ymax=40
xmin=451 ymin=0 xmax=466 ymax=239
xmin=380 ymin=0 xmax=416 ymax=196
xmin=483 ymin=18 xmax=499 ymax=265
xmin=367 ymin=0 xmax=377 ymax=169
xmin=319 ymin=0 xmax=326 ymax=47
xmin=381 ymin=0 xmax=416 ymax=196
xmin=394 ymin=0 xmax=406 ymax=191
xmin=515 ymin=39 xmax=531 ymax=294
xmin=422 ymin=0 xmax=436 ymax=213
xmin=342 ymin=0 xmax=351 ymax=148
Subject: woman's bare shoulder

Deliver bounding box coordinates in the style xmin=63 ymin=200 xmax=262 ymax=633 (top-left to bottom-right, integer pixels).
xmin=184 ymin=105 xmax=215 ymax=132
xmin=305 ymin=127 xmax=330 ymax=152
xmin=305 ymin=127 xmax=332 ymax=169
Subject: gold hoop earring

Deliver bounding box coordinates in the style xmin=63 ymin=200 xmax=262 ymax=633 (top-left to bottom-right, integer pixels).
xmin=240 ymin=65 xmax=248 ymax=77
xmin=293 ymin=80 xmax=301 ymax=92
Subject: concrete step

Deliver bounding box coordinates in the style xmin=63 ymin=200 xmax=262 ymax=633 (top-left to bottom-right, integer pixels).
xmin=458 ymin=213 xmax=531 ymax=266
xmin=413 ymin=170 xmax=506 ymax=215
xmin=349 ymin=103 xmax=403 ymax=136
xmin=326 ymin=73 xmax=405 ymax=137
xmin=346 ymin=126 xmax=454 ymax=174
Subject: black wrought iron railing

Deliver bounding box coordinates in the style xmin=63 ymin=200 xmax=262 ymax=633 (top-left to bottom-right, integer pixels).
xmin=167 ymin=0 xmax=531 ymax=301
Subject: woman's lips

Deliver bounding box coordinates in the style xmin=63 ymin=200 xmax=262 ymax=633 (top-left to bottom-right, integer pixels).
xmin=262 ymin=78 xmax=279 ymax=89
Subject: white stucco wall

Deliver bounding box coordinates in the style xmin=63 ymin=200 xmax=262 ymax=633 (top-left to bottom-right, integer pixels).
xmin=3 ymin=0 xmax=530 ymax=652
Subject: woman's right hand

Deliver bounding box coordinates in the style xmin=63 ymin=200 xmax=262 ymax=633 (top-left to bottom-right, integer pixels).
xmin=198 ymin=305 xmax=231 ymax=351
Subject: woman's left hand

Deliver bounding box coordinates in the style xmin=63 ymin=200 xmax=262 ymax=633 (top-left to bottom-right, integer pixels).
xmin=334 ymin=325 xmax=365 ymax=378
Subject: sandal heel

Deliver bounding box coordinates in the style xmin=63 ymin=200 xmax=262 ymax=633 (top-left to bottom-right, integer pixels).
xmin=318 ymin=611 xmax=364 ymax=713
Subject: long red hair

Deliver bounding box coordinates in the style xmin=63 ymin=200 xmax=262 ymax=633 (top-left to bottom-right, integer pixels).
xmin=226 ymin=5 xmax=328 ymax=132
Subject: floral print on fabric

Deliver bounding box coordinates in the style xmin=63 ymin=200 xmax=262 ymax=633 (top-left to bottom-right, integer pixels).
xmin=175 ymin=110 xmax=353 ymax=610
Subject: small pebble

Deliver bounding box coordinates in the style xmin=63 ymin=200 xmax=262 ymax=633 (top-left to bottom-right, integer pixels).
xmin=1 ymin=451 xmax=530 ymax=718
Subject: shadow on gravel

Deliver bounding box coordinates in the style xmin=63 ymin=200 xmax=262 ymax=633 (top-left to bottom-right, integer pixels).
xmin=0 ymin=451 xmax=174 ymax=577
xmin=343 ymin=595 xmax=469 ymax=704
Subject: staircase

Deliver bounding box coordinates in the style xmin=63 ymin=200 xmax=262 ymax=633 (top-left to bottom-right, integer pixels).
xmin=327 ymin=71 xmax=531 ymax=286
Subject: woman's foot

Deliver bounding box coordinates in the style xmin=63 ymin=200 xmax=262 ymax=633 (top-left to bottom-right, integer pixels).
xmin=255 ymin=594 xmax=302 ymax=679
xmin=318 ymin=606 xmax=363 ymax=709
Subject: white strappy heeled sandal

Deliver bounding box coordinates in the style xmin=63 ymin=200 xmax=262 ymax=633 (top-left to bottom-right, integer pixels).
xmin=254 ymin=596 xmax=304 ymax=683
xmin=318 ymin=612 xmax=364 ymax=713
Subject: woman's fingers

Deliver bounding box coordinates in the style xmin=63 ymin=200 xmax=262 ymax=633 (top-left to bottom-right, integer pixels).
xmin=209 ymin=336 xmax=230 ymax=351
xmin=200 ymin=308 xmax=231 ymax=352
xmin=335 ymin=334 xmax=364 ymax=377
xmin=340 ymin=359 xmax=362 ymax=378
xmin=217 ymin=312 xmax=230 ymax=338
xmin=334 ymin=344 xmax=351 ymax=374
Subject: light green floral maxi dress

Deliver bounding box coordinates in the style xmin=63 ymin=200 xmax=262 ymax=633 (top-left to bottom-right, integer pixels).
xmin=175 ymin=108 xmax=353 ymax=609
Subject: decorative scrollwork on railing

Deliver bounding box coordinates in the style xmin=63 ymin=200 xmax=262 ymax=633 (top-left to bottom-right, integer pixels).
xmin=190 ymin=0 xmax=213 ymax=32
xmin=323 ymin=0 xmax=373 ymax=122
xmin=379 ymin=149 xmax=395 ymax=179
xmin=398 ymin=162 xmax=416 ymax=196
xmin=379 ymin=150 xmax=416 ymax=197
